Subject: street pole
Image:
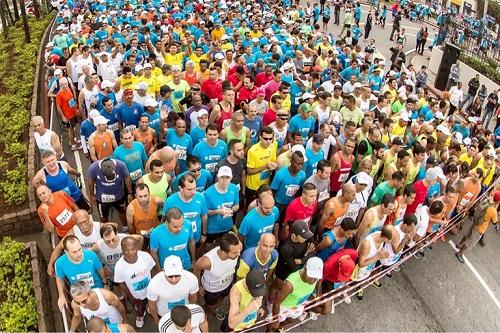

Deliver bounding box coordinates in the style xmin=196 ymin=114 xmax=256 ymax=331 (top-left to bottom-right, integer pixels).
xmin=482 ymin=0 xmax=488 ymax=18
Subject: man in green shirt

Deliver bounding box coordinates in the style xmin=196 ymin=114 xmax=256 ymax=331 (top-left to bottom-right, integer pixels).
xmin=340 ymin=95 xmax=363 ymax=126
xmin=369 ymin=171 xmax=405 ymax=207
xmin=391 ymin=92 xmax=406 ymax=115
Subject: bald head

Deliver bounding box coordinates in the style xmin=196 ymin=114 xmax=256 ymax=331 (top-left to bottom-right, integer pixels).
xmin=342 ymin=183 xmax=356 ymax=196
xmin=121 ymin=236 xmax=138 ymax=249
xmin=73 ymin=209 xmax=90 ymax=222
xmin=158 ymin=146 xmax=177 ymax=163
xmin=257 ymin=233 xmax=276 ymax=256
xmin=259 ymin=233 xmax=276 ymax=246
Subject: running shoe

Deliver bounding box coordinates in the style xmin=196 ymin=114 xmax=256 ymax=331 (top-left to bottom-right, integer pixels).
xmin=455 ymin=252 xmax=465 ymax=264
xmin=136 ymin=315 xmax=145 ymax=328
xmin=343 ymin=294 xmax=352 ymax=304
xmin=373 ymin=280 xmax=382 ymax=288
xmin=356 ymin=290 xmax=364 ymax=301
xmin=215 ymin=306 xmax=227 ymax=321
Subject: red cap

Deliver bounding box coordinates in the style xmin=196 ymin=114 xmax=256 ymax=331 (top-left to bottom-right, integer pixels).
xmin=337 ymin=257 xmax=356 ymax=282
xmin=123 ymin=88 xmax=134 ymax=96
xmin=493 ymin=191 xmax=500 ymax=202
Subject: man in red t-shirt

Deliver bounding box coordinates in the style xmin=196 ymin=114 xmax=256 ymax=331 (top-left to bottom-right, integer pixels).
xmin=405 ymin=167 xmax=439 ymax=216
xmin=262 ymin=95 xmax=283 ymax=126
xmin=55 ymin=78 xmax=81 ymax=150
xmin=201 ymin=68 xmax=223 ymax=101
xmin=280 ymin=183 xmax=318 ymax=240
xmin=254 ymin=64 xmax=274 ymax=87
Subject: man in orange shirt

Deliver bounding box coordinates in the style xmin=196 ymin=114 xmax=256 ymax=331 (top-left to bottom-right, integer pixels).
xmin=37 ymin=185 xmax=79 ymax=239
xmin=55 ymin=78 xmax=81 ymax=151
xmin=319 ymin=183 xmax=356 ymax=235
xmin=455 ymin=191 xmax=500 ymax=263
xmin=134 ymin=114 xmax=157 ymax=156
xmin=456 ymin=168 xmax=483 ymax=214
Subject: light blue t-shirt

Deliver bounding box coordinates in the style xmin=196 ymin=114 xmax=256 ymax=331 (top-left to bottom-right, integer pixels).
xmin=288 ymin=114 xmax=314 ymax=143
xmin=270 ymin=167 xmax=306 ymax=205
xmin=239 ymin=207 xmax=279 ymax=249
xmin=305 ymin=148 xmax=325 ymax=178
xmin=150 ymin=223 xmax=194 ymax=270
xmin=112 ymin=142 xmax=148 ymax=182
xmin=317 ymin=230 xmax=348 ymax=261
xmin=166 ymin=129 xmax=193 ymax=172
xmin=192 ymin=139 xmax=228 ymax=174
xmin=55 ymin=249 xmax=104 ymax=288
xmin=171 ymin=170 xmax=213 ymax=192
xmin=189 ymin=126 xmax=206 ymax=146
xmin=162 ymin=192 xmax=207 ymax=242
xmin=203 ymin=183 xmax=240 ymax=234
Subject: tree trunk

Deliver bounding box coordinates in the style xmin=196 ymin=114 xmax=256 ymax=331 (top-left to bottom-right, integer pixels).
xmin=12 ymin=0 xmax=20 ymax=21
xmin=3 ymin=0 xmax=14 ymax=25
xmin=18 ymin=0 xmax=30 ymax=43
xmin=0 ymin=0 xmax=8 ymax=37
xmin=33 ymin=0 xmax=40 ymax=18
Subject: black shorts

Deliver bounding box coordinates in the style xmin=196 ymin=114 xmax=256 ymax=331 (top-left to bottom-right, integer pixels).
xmin=204 ymin=283 xmax=232 ymax=306
xmin=323 ymin=17 xmax=331 ymax=23
xmin=62 ymin=117 xmax=79 ymax=128
xmin=96 ymin=196 xmax=126 ymax=219
xmin=75 ymin=194 xmax=91 ymax=211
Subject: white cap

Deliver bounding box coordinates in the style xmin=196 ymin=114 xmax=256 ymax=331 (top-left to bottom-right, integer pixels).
xmin=135 ymin=64 xmax=144 ymax=72
xmin=356 ymin=172 xmax=372 ymax=185
xmin=163 ymin=255 xmax=183 ymax=276
xmin=54 ymin=68 xmax=63 ymax=75
xmin=89 ymin=109 xmax=100 ymax=120
xmin=270 ymin=36 xmax=279 ymax=42
xmin=305 ymin=257 xmax=323 ymax=279
xmin=101 ymin=80 xmax=115 ymax=89
xmin=400 ymin=112 xmax=410 ymax=122
xmin=291 ymin=144 xmax=308 ymax=162
xmin=433 ymin=167 xmax=446 ymax=180
xmin=281 ymin=62 xmax=294 ymax=72
xmin=144 ymin=97 xmax=158 ymax=107
xmin=136 ymin=82 xmax=148 ymax=90
xmin=143 ymin=63 xmax=152 ymax=69
xmin=46 ymin=42 xmax=54 ymax=47
xmin=214 ymin=53 xmax=225 ymax=60
xmin=94 ymin=116 xmax=109 ymax=126
xmin=252 ymin=37 xmax=260 ymax=43
xmin=302 ymin=92 xmax=316 ymax=100
xmin=434 ymin=111 xmax=445 ymax=120
xmin=436 ymin=124 xmax=451 ymax=136
xmin=353 ymin=82 xmax=362 ymax=89
xmin=463 ymin=137 xmax=472 ymax=146
xmin=426 ymin=168 xmax=439 ymax=181
xmin=453 ymin=132 xmax=463 ymax=144
xmin=221 ymin=34 xmax=229 ymax=40
xmin=197 ymin=109 xmax=209 ymax=117
xmin=487 ymin=149 xmax=496 ymax=158
xmin=217 ymin=166 xmax=233 ymax=178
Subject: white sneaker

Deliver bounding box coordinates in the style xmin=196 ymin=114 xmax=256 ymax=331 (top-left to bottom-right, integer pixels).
xmin=343 ymin=294 xmax=352 ymax=304
xmin=136 ymin=315 xmax=145 ymax=328
xmin=309 ymin=312 xmax=319 ymax=321
xmin=330 ymin=301 xmax=336 ymax=314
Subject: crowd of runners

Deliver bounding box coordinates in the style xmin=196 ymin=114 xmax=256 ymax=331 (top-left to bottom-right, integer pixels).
xmin=32 ymin=0 xmax=500 ymax=331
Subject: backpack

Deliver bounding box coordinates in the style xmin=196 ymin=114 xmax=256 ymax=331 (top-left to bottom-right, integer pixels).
xmin=472 ymin=199 xmax=491 ymax=225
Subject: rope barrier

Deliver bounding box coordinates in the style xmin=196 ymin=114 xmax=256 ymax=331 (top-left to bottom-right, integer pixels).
xmin=240 ymin=178 xmax=499 ymax=332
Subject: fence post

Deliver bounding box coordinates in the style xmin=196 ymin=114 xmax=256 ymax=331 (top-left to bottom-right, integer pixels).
xmin=0 ymin=0 xmax=8 ymax=38
xmin=18 ymin=0 xmax=30 ymax=43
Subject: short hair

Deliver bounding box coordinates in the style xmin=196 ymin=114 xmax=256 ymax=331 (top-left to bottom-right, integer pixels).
xmin=219 ymin=232 xmax=240 ymax=252
xmin=445 ymin=184 xmax=457 ymax=194
xmin=429 ymin=200 xmax=444 ymax=215
xmin=120 ymin=128 xmax=134 ymax=137
xmin=474 ymin=167 xmax=484 ymax=179
xmin=340 ymin=217 xmax=356 ymax=231
xmin=391 ymin=171 xmax=405 ymax=181
xmin=163 ymin=207 xmax=183 ymax=223
xmin=260 ymin=126 xmax=273 ymax=136
xmin=403 ymin=184 xmax=416 ymax=197
xmin=186 ymin=155 xmax=201 ymax=168
xmin=397 ymin=150 xmax=410 ymax=160
xmin=316 ymin=159 xmax=331 ymax=173
xmin=179 ymin=173 xmax=196 ymax=188
xmin=206 ymin=124 xmax=218 ymax=133
xmin=403 ymin=214 xmax=418 ymax=226
xmin=150 ymin=159 xmax=163 ymax=171
xmin=228 ymin=139 xmax=241 ymax=151
xmin=412 ymin=143 xmax=426 ymax=155
xmin=70 ymin=280 xmax=91 ymax=297
xmin=41 ymin=149 xmax=56 ymax=160
xmin=170 ymin=305 xmax=191 ymax=328
xmin=303 ymin=183 xmax=317 ymax=192
xmin=381 ymin=225 xmax=393 ymax=240
xmin=345 ymin=120 xmax=356 ymax=129
xmin=270 ymin=95 xmax=283 ymax=104
xmin=63 ymin=235 xmax=80 ymax=251
xmin=135 ymin=182 xmax=150 ymax=194
xmin=381 ymin=194 xmax=395 ymax=207
xmin=100 ymin=224 xmax=117 ymax=238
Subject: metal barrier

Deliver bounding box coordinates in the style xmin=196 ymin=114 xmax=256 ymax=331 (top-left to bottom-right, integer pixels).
xmin=240 ymin=178 xmax=500 ymax=332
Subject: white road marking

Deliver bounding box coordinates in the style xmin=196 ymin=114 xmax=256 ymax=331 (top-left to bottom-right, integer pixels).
xmin=74 ymin=149 xmax=86 ymax=193
xmin=448 ymin=240 xmax=500 ymax=311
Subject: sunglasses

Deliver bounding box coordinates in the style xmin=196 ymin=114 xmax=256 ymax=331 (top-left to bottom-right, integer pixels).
xmin=189 ymin=167 xmax=202 ymax=173
xmin=166 ymin=275 xmax=181 ymax=279
xmin=262 ymin=137 xmax=274 ymax=141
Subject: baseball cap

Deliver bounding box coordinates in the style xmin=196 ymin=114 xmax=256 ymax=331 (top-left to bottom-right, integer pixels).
xmin=54 ymin=68 xmax=63 ymax=75
xmin=246 ymin=269 xmax=267 ymax=297
xmin=433 ymin=167 xmax=446 ymax=180
xmin=143 ymin=63 xmax=152 ymax=69
xmin=46 ymin=42 xmax=54 ymax=48
xmin=160 ymin=85 xmax=172 ymax=95
xmin=163 ymin=255 xmax=183 ymax=276
xmin=197 ymin=109 xmax=209 ymax=118
xmin=291 ymin=220 xmax=313 ymax=240
xmin=453 ymin=132 xmax=463 ymax=144
xmin=463 ymin=137 xmax=472 ymax=146
xmin=252 ymin=37 xmax=260 ymax=43
xmin=144 ymin=98 xmax=158 ymax=107
xmin=392 ymin=137 xmax=406 ymax=147
xmin=136 ymin=82 xmax=148 ymax=90
xmin=217 ymin=166 xmax=233 ymax=178
xmin=135 ymin=64 xmax=144 ymax=72
xmin=434 ymin=111 xmax=445 ymax=120
xmin=305 ymin=257 xmax=323 ymax=279
xmin=214 ymin=53 xmax=225 ymax=60
xmin=353 ymin=82 xmax=362 ymax=89
xmin=399 ymin=112 xmax=410 ymax=122
xmin=355 ymin=172 xmax=371 ymax=185
xmin=123 ymin=88 xmax=134 ymax=96
xmin=493 ymin=191 xmax=500 ymax=202
xmin=426 ymin=155 xmax=438 ymax=166
xmin=436 ymin=124 xmax=451 ymax=136
xmin=94 ymin=116 xmax=109 ymax=126
xmin=291 ymin=144 xmax=308 ymax=162
xmin=338 ymin=256 xmax=356 ymax=282
xmin=300 ymin=103 xmax=312 ymax=113
xmin=488 ymin=149 xmax=496 ymax=158
xmin=89 ymin=109 xmax=100 ymax=120
xmin=101 ymin=80 xmax=115 ymax=89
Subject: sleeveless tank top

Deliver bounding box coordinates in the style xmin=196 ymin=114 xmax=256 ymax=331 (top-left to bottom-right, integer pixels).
xmin=35 ymin=129 xmax=61 ymax=157
xmin=216 ymin=103 xmax=234 ymax=131
xmin=73 ymin=221 xmax=101 ymax=249
xmin=84 ymin=86 xmax=100 ymax=112
xmin=44 ymin=163 xmax=81 ymax=201
xmin=330 ymin=152 xmax=352 ymax=192
xmin=361 ymin=206 xmax=387 ymax=239
xmin=226 ymin=127 xmax=248 ymax=146
xmin=141 ymin=174 xmax=169 ymax=201
xmin=315 ymin=105 xmax=331 ymax=131
xmin=353 ymin=232 xmax=382 ymax=281
xmin=380 ymin=224 xmax=405 ymax=266
xmin=97 ymin=233 xmax=126 ymax=274
xmin=322 ymin=198 xmax=349 ymax=230
xmin=270 ymin=123 xmax=288 ymax=150
xmin=201 ymin=247 xmax=237 ymax=293
xmin=134 ymin=129 xmax=155 ymax=153
xmin=234 ymin=280 xmax=259 ymax=331
xmin=131 ymin=198 xmax=159 ymax=235
xmin=184 ymin=71 xmax=199 ymax=86
xmin=405 ymin=158 xmax=421 ymax=185
xmin=93 ymin=131 xmax=114 ymax=160
xmin=79 ymin=289 xmax=123 ymax=324
xmin=281 ymin=270 xmax=317 ymax=308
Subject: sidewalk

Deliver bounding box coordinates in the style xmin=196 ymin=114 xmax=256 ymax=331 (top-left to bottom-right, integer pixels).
xmin=411 ymin=49 xmax=443 ymax=98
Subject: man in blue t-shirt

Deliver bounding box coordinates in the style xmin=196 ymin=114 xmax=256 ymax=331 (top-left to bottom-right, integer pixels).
xmin=55 ymin=235 xmax=106 ymax=310
xmin=271 ymin=151 xmax=306 ymax=208
xmin=113 ymin=129 xmax=148 ymax=183
xmin=192 ymin=125 xmax=228 ymax=175
xmin=115 ymin=89 xmax=143 ymax=131
xmin=150 ymin=207 xmax=196 ymax=270
xmin=288 ymin=102 xmax=314 ymax=144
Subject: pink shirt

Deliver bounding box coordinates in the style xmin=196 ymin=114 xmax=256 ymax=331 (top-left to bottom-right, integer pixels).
xmin=405 ymin=179 xmax=428 ymax=216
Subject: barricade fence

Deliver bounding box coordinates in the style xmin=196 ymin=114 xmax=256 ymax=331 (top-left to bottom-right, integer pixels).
xmin=239 ymin=177 xmax=499 ymax=332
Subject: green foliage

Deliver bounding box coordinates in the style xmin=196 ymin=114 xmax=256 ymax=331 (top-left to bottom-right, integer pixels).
xmin=0 ymin=14 xmax=54 ymax=206
xmin=0 ymin=237 xmax=38 ymax=332
xmin=460 ymin=54 xmax=500 ymax=85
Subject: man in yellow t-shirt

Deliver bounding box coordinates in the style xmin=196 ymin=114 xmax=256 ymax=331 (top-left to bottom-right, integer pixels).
xmin=189 ymin=46 xmax=208 ymax=71
xmin=162 ymin=44 xmax=189 ymax=69
xmin=167 ymin=69 xmax=190 ymax=113
xmin=245 ymin=127 xmax=278 ymax=202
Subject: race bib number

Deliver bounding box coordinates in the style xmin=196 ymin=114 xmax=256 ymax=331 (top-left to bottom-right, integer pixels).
xmin=132 ymin=277 xmax=150 ymax=291
xmin=222 ymin=118 xmax=232 ymax=129
xmin=285 ymin=185 xmax=299 ymax=197
xmin=243 ymin=311 xmax=257 ymax=323
xmin=172 ymin=243 xmax=186 ymax=251
xmin=129 ymin=169 xmax=142 ymax=181
xmin=318 ymin=190 xmax=330 ymax=202
xmin=76 ymin=272 xmax=95 ymax=287
xmin=294 ymin=96 xmax=302 ymax=105
xmin=56 ymin=209 xmax=73 ymax=226
xmin=108 ymin=122 xmax=119 ymax=132
xmin=125 ymin=125 xmax=137 ymax=131
xmin=205 ymin=163 xmax=217 ymax=172
xmin=101 ymin=193 xmax=115 ymax=203
xmin=68 ymin=98 xmax=76 ymax=108
xmin=338 ymin=173 xmax=349 ymax=182
xmin=260 ymin=170 xmax=270 ymax=181
xmin=175 ymin=146 xmax=187 ymax=160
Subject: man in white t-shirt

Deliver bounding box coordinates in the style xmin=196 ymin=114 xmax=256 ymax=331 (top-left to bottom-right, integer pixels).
xmin=114 ymin=237 xmax=156 ymax=328
xmin=338 ymin=172 xmax=371 ymax=224
xmin=159 ymin=304 xmax=208 ymax=333
xmin=147 ymin=255 xmax=199 ymax=325
xmin=411 ymin=200 xmax=444 ymax=258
